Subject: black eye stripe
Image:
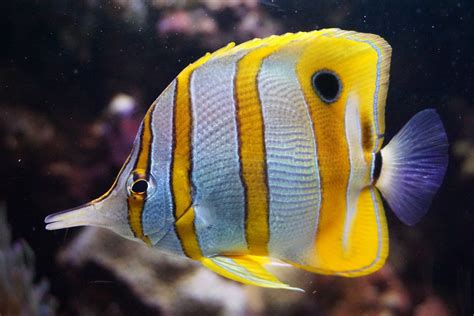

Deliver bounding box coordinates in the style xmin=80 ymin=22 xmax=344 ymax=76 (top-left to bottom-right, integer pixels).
xmin=312 ymin=70 xmax=342 ymax=104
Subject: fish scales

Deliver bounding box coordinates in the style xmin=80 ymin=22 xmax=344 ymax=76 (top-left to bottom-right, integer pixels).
xmin=190 ymin=51 xmax=249 ymax=256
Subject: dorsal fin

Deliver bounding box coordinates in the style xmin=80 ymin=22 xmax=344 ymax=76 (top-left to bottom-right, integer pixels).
xmin=180 ymin=29 xmax=390 ymax=150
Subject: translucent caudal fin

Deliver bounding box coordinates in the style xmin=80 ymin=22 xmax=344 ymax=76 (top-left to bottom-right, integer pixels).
xmin=376 ymin=109 xmax=448 ymax=225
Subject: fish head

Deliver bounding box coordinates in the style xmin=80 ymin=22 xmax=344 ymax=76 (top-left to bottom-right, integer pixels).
xmin=45 ymin=111 xmax=173 ymax=246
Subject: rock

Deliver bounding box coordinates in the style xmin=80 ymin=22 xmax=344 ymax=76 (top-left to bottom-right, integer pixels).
xmin=57 ymin=227 xmax=263 ymax=315
xmin=56 ymin=225 xmax=453 ymax=316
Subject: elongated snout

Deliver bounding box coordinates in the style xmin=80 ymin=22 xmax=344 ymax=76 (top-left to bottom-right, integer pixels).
xmin=45 ymin=202 xmax=109 ymax=230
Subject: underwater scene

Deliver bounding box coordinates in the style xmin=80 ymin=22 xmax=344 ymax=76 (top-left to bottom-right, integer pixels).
xmin=1 ymin=1 xmax=472 ymax=315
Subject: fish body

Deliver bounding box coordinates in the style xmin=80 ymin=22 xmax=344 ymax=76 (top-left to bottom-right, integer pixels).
xmin=45 ymin=29 xmax=448 ymax=290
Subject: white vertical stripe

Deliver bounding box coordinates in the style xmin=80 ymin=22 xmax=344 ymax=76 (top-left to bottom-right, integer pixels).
xmin=189 ymin=52 xmax=248 ymax=256
xmin=342 ymin=93 xmax=369 ymax=251
xmin=258 ymin=48 xmax=321 ymax=265
xmin=143 ymin=80 xmax=183 ymax=255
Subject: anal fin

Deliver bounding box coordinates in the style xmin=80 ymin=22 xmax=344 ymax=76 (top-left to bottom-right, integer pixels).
xmin=200 ymin=255 xmax=302 ymax=291
xmin=296 ymin=187 xmax=388 ymax=277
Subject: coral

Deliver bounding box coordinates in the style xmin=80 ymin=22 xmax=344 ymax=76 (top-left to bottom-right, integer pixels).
xmin=0 ymin=202 xmax=57 ymax=316
xmin=155 ymin=0 xmax=281 ymax=49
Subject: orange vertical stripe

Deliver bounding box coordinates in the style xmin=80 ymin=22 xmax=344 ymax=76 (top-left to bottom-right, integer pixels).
xmin=171 ymin=49 xmax=233 ymax=259
xmin=128 ymin=104 xmax=155 ymax=245
xmin=171 ymin=75 xmax=193 ymax=220
xmin=295 ymin=38 xmax=351 ymax=270
xmin=172 ymin=72 xmax=202 ymax=259
xmin=235 ymin=48 xmax=272 ymax=255
xmin=233 ymin=34 xmax=298 ymax=254
xmin=171 ymin=44 xmax=239 ymax=259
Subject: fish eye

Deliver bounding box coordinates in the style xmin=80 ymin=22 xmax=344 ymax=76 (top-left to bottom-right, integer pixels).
xmin=127 ymin=172 xmax=156 ymax=198
xmin=312 ymin=70 xmax=342 ymax=103
xmin=130 ymin=179 xmax=149 ymax=195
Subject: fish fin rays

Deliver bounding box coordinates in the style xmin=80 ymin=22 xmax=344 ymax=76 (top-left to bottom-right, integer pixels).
xmin=376 ymin=109 xmax=448 ymax=225
xmin=295 ymin=187 xmax=388 ymax=277
xmin=200 ymin=255 xmax=303 ymax=291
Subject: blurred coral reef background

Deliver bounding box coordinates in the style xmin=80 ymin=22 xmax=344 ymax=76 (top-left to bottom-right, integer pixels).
xmin=1 ymin=0 xmax=472 ymax=315
xmin=0 ymin=202 xmax=56 ymax=316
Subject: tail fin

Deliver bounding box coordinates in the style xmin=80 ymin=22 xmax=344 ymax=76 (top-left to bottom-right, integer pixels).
xmin=375 ymin=109 xmax=448 ymax=225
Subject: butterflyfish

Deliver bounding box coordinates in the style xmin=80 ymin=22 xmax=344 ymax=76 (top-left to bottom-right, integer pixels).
xmin=45 ymin=29 xmax=449 ymax=291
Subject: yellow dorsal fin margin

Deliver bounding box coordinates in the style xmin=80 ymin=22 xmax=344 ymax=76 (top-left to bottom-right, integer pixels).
xmin=181 ymin=29 xmax=333 ymax=73
xmin=180 ymin=30 xmax=390 ymax=143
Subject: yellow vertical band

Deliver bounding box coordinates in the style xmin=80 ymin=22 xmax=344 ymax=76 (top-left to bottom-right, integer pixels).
xmin=128 ymin=105 xmax=155 ymax=245
xmin=295 ymin=38 xmax=351 ymax=269
xmin=174 ymin=206 xmax=201 ymax=259
xmin=235 ymin=46 xmax=276 ymax=255
xmin=171 ymin=44 xmax=236 ymax=259
xmin=171 ymin=75 xmax=193 ymax=221
xmin=172 ymin=70 xmax=200 ymax=258
xmin=128 ymin=195 xmax=150 ymax=245
xmin=235 ymin=34 xmax=302 ymax=254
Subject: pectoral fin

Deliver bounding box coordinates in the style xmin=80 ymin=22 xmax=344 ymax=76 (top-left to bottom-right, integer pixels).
xmin=200 ymin=255 xmax=302 ymax=291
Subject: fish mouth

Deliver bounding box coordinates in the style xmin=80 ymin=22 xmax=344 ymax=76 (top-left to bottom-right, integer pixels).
xmin=44 ymin=202 xmax=106 ymax=230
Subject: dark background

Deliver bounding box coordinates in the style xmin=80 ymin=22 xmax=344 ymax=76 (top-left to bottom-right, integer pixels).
xmin=1 ymin=0 xmax=472 ymax=315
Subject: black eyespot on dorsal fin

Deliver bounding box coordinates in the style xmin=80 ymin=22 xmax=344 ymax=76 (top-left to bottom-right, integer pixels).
xmin=312 ymin=70 xmax=342 ymax=104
